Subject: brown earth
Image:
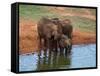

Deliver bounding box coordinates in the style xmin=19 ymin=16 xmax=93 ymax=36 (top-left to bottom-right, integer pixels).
xmin=19 ymin=20 xmax=96 ymax=54
xmin=19 ymin=20 xmax=39 ymax=54
xmin=72 ymin=29 xmax=96 ymax=45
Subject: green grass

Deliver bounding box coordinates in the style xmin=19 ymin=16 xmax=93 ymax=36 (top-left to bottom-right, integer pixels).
xmin=19 ymin=5 xmax=96 ymax=33
xmin=63 ymin=16 xmax=96 ymax=32
xmin=19 ymin=5 xmax=60 ymax=21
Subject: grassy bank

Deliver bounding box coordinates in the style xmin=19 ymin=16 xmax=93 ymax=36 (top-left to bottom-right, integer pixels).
xmin=19 ymin=5 xmax=96 ymax=33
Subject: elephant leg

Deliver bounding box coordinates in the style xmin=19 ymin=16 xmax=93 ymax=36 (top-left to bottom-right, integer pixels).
xmin=55 ymin=40 xmax=58 ymax=51
xmin=65 ymin=47 xmax=68 ymax=55
xmin=38 ymin=37 xmax=42 ymax=50
xmin=68 ymin=45 xmax=72 ymax=53
xmin=59 ymin=47 xmax=64 ymax=55
xmin=45 ymin=38 xmax=50 ymax=50
xmin=65 ymin=44 xmax=72 ymax=54
xmin=50 ymin=40 xmax=53 ymax=51
xmin=53 ymin=40 xmax=58 ymax=52
xmin=44 ymin=38 xmax=47 ymax=50
xmin=68 ymin=40 xmax=72 ymax=53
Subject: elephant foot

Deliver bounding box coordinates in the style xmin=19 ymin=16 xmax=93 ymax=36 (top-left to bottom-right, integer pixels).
xmin=65 ymin=48 xmax=71 ymax=55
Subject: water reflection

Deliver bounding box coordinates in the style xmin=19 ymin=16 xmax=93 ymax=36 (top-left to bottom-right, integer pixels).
xmin=37 ymin=49 xmax=71 ymax=70
xmin=19 ymin=44 xmax=96 ymax=72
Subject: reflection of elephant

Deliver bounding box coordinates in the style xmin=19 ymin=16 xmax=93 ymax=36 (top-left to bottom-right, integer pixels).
xmin=37 ymin=17 xmax=59 ymax=50
xmin=37 ymin=49 xmax=71 ymax=70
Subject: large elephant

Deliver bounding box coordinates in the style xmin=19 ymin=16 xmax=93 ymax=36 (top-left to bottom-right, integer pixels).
xmin=37 ymin=17 xmax=60 ymax=50
xmin=51 ymin=18 xmax=73 ymax=53
xmin=51 ymin=18 xmax=73 ymax=39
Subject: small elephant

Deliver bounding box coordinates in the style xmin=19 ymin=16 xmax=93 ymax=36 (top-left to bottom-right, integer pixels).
xmin=59 ymin=35 xmax=72 ymax=53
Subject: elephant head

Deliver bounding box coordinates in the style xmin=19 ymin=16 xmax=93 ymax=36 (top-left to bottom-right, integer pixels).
xmin=51 ymin=18 xmax=73 ymax=39
xmin=59 ymin=35 xmax=71 ymax=49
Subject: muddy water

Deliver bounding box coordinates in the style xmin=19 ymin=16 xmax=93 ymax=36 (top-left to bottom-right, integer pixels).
xmin=19 ymin=44 xmax=96 ymax=72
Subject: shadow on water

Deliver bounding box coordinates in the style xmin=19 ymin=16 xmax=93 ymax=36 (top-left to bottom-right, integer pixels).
xmin=37 ymin=49 xmax=71 ymax=70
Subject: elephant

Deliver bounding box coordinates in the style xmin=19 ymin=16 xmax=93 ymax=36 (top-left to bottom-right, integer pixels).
xmin=37 ymin=17 xmax=60 ymax=50
xmin=58 ymin=34 xmax=72 ymax=53
xmin=37 ymin=17 xmax=73 ymax=53
xmin=51 ymin=18 xmax=73 ymax=53
xmin=51 ymin=18 xmax=73 ymax=39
